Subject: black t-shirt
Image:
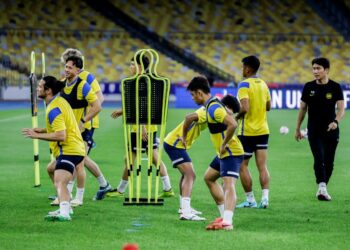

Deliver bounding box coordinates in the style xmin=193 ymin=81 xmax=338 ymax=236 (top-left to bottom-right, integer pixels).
xmin=301 ymin=79 xmax=343 ymax=134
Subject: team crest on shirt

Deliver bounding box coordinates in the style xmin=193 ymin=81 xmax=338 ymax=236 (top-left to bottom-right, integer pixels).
xmin=310 ymin=90 xmax=315 ymax=96
xmin=326 ymin=93 xmax=332 ymax=99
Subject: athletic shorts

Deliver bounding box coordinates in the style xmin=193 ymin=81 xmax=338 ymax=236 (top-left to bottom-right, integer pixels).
xmin=131 ymin=132 xmax=158 ymax=153
xmin=56 ymin=155 xmax=84 ymax=175
xmin=81 ymin=128 xmax=95 ymax=154
xmin=163 ymin=142 xmax=191 ymax=167
xmin=238 ymin=134 xmax=269 ymax=159
xmin=209 ymin=156 xmax=220 ymax=172
xmin=220 ymin=155 xmax=243 ymax=178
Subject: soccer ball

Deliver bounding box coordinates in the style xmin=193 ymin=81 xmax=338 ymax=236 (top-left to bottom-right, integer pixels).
xmin=279 ymin=126 xmax=289 ymax=135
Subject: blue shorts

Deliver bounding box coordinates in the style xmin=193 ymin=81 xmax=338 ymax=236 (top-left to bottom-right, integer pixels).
xmin=209 ymin=155 xmax=243 ymax=179
xmin=238 ymin=134 xmax=269 ymax=159
xmin=56 ymin=155 xmax=84 ymax=175
xmin=131 ymin=132 xmax=158 ymax=153
xmin=220 ymin=155 xmax=243 ymax=178
xmin=81 ymin=128 xmax=95 ymax=154
xmin=163 ymin=142 xmax=191 ymax=167
xmin=209 ymin=156 xmax=220 ymax=172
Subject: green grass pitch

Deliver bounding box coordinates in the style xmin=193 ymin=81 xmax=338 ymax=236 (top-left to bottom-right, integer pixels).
xmin=0 ymin=107 xmax=349 ymax=250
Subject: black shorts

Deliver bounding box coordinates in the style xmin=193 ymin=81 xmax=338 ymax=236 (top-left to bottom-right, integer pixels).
xmin=81 ymin=128 xmax=95 ymax=154
xmin=56 ymin=155 xmax=84 ymax=175
xmin=130 ymin=132 xmax=158 ymax=153
xmin=238 ymin=134 xmax=269 ymax=159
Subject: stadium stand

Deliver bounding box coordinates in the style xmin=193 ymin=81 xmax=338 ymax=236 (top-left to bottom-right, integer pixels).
xmin=0 ymin=0 xmax=349 ymax=85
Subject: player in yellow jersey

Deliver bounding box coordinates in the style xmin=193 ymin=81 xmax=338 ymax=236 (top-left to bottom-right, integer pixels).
xmin=186 ymin=76 xmax=244 ymax=231
xmin=235 ymin=55 xmax=271 ymax=209
xmin=163 ymin=107 xmax=207 ymax=221
xmin=22 ymin=76 xmax=85 ymax=222
xmin=59 ymin=49 xmax=111 ymax=204
xmin=107 ymin=54 xmax=174 ymax=198
xmin=201 ymin=95 xmax=241 ymax=224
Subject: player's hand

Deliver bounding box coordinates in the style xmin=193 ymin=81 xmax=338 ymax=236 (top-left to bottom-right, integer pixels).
xmin=295 ymin=129 xmax=302 ymax=141
xmin=142 ymin=127 xmax=148 ymax=141
xmin=22 ymin=128 xmax=37 ymax=139
xmin=327 ymin=121 xmax=338 ymax=131
xmin=111 ymin=110 xmax=123 ymax=119
xmin=178 ymin=136 xmax=187 ymax=149
xmin=220 ymin=144 xmax=227 ymax=156
xmin=79 ymin=121 xmax=84 ymax=132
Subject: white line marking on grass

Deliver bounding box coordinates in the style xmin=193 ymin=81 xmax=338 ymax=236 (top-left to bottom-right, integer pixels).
xmin=0 ymin=114 xmax=29 ymax=123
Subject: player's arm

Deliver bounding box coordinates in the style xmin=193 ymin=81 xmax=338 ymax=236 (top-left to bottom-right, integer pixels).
xmin=111 ymin=109 xmax=123 ymax=119
xmin=96 ymin=90 xmax=104 ymax=106
xmin=22 ymin=128 xmax=66 ymax=142
xmin=236 ymin=98 xmax=249 ymax=120
xmin=33 ymin=128 xmax=47 ymax=133
xmin=181 ymin=112 xmax=199 ymax=148
xmin=295 ymin=101 xmax=307 ymax=141
xmin=220 ymin=114 xmax=237 ymax=155
xmin=328 ymin=100 xmax=345 ymax=131
xmin=266 ymin=100 xmax=271 ymax=111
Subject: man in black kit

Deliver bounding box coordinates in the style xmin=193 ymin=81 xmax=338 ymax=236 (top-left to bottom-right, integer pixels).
xmin=295 ymin=57 xmax=345 ymax=201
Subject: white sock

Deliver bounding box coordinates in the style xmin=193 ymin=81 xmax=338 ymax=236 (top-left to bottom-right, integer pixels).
xmin=246 ymin=191 xmax=256 ymax=202
xmin=319 ymin=182 xmax=326 ymax=191
xmin=97 ymin=175 xmax=108 ymax=188
xmin=75 ymin=188 xmax=85 ymax=202
xmin=161 ymin=176 xmax=171 ymax=191
xmin=60 ymin=201 xmax=70 ymax=217
xmin=67 ymin=181 xmax=75 ymax=199
xmin=181 ymin=197 xmax=191 ymax=215
xmin=217 ymin=204 xmax=224 ymax=218
xmin=223 ymin=210 xmax=233 ymax=225
xmin=117 ymin=180 xmax=128 ymax=193
xmin=262 ymin=189 xmax=269 ymax=200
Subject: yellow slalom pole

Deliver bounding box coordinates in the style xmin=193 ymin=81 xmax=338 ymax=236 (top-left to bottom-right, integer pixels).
xmin=41 ymin=52 xmax=54 ymax=162
xmin=30 ymin=51 xmax=40 ymax=187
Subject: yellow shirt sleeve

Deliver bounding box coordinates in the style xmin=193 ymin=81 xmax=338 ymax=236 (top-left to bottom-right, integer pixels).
xmin=78 ymin=82 xmax=98 ymax=104
xmin=237 ymin=81 xmax=250 ymax=100
xmin=48 ymin=107 xmax=66 ymax=132
xmin=214 ymin=107 xmax=227 ymax=123
xmin=196 ymin=107 xmax=207 ymax=124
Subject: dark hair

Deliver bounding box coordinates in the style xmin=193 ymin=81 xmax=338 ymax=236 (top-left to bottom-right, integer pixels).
xmin=43 ymin=76 xmax=65 ymax=95
xmin=187 ymin=76 xmax=211 ymax=94
xmin=131 ymin=54 xmax=149 ymax=70
xmin=242 ymin=55 xmax=260 ymax=73
xmin=66 ymin=56 xmax=83 ymax=69
xmin=311 ymin=57 xmax=330 ymax=69
xmin=221 ymin=95 xmax=240 ymax=113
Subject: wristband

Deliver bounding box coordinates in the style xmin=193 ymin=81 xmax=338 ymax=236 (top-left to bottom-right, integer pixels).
xmin=333 ymin=119 xmax=338 ymax=125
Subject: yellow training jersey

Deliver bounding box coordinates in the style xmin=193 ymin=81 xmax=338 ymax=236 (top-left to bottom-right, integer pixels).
xmin=45 ymin=95 xmax=85 ymax=157
xmin=164 ymin=107 xmax=207 ymax=149
xmin=61 ymin=77 xmax=98 ymax=128
xmin=237 ymin=77 xmax=270 ymax=136
xmin=206 ymin=98 xmax=244 ymax=158
xmin=79 ymin=70 xmax=102 ymax=129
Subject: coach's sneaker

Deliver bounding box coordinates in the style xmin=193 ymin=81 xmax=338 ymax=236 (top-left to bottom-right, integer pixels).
xmin=178 ymin=207 xmax=202 ymax=215
xmin=94 ymin=183 xmax=112 ymax=200
xmin=70 ymin=198 xmax=83 ymax=207
xmin=317 ymin=189 xmax=332 ymax=201
xmin=258 ymin=198 xmax=269 ymax=209
xmin=106 ymin=189 xmax=124 ymax=198
xmin=159 ymin=189 xmax=175 ymax=198
xmin=48 ymin=208 xmax=74 ymax=216
xmin=50 ymin=197 xmax=59 ymax=206
xmin=180 ymin=213 xmax=206 ymax=221
xmin=236 ymin=200 xmax=257 ymax=208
